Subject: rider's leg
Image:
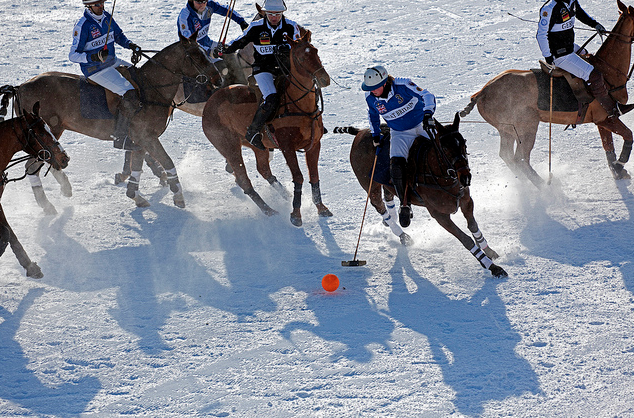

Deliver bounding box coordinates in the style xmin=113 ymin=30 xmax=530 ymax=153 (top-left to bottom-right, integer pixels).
xmin=246 ymin=72 xmax=279 ymax=151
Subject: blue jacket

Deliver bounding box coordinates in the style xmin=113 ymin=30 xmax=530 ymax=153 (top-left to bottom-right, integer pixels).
xmin=365 ymin=78 xmax=436 ymax=135
xmin=177 ymin=1 xmax=246 ymax=54
xmin=69 ymin=9 xmax=132 ymax=76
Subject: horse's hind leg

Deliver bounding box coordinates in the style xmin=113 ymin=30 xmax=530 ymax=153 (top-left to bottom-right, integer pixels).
xmin=598 ymin=121 xmax=633 ymax=180
xmin=253 ymin=147 xmax=290 ymax=200
xmin=125 ymin=149 xmax=151 ymax=208
xmin=497 ymin=122 xmax=544 ymax=187
xmin=0 ymin=207 xmax=42 ymax=278
xmin=136 ymin=137 xmax=185 ymax=208
xmin=26 ymin=159 xmax=57 ymax=215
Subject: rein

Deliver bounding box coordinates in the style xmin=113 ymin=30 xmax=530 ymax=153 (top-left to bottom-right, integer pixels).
xmin=2 ymin=116 xmax=55 ymax=185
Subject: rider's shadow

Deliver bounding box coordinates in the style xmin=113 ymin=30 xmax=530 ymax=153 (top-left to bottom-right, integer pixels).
xmin=518 ymin=181 xmax=634 ymax=289
xmin=385 ymin=246 xmax=540 ymax=417
xmin=0 ymin=288 xmax=101 ymax=416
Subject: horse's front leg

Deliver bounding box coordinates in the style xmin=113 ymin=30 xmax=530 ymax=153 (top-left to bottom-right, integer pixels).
xmin=375 ymin=185 xmax=412 ymax=246
xmin=428 ymin=208 xmax=507 ymax=278
xmin=25 ymin=159 xmax=57 ymax=215
xmin=253 ymin=147 xmax=290 ymax=200
xmin=598 ymin=121 xmax=633 ymax=180
xmin=0 ymin=206 xmax=42 ymax=278
xmin=304 ymin=141 xmax=332 ymax=218
xmin=137 ymin=137 xmax=185 ymax=208
xmin=459 ymin=189 xmax=499 ymax=260
xmin=280 ymin=144 xmax=305 ymax=227
xmin=125 ymin=149 xmax=151 ymax=208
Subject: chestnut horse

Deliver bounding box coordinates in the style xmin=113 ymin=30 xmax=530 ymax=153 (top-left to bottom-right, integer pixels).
xmin=460 ymin=0 xmax=634 ymax=187
xmin=342 ymin=114 xmax=507 ymax=278
xmin=201 ymin=31 xmax=331 ymax=226
xmin=0 ymin=102 xmax=69 ymax=278
xmin=0 ymin=33 xmax=212 ymax=209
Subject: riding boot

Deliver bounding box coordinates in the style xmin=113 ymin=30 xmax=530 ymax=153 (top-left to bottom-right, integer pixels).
xmin=112 ymin=89 xmax=142 ymax=150
xmin=245 ymin=93 xmax=279 ymax=151
xmin=390 ymin=156 xmax=412 ymax=228
xmin=587 ymin=69 xmax=619 ymax=118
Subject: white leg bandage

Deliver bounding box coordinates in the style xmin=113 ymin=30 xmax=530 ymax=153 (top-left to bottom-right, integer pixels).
xmin=470 ymin=244 xmax=493 ymax=269
xmin=472 ymin=228 xmax=489 ymax=249
xmin=27 ymin=174 xmax=42 ymax=188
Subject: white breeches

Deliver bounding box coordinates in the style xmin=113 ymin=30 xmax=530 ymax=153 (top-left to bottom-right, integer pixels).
xmin=553 ymin=44 xmax=594 ymax=81
xmin=254 ymin=72 xmax=277 ymax=98
xmin=390 ymin=123 xmax=430 ymax=159
xmin=88 ymin=59 xmax=134 ymax=96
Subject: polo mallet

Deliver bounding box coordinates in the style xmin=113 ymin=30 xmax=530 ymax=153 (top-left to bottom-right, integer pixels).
xmin=342 ymin=146 xmax=380 ymax=267
xmin=216 ymin=0 xmax=237 ymax=56
xmin=547 ymin=68 xmax=554 ymax=185
xmin=103 ymin=0 xmax=117 ymax=52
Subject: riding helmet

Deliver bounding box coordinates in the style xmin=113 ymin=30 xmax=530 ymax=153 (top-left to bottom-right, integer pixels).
xmin=361 ymin=66 xmax=389 ymax=91
xmin=261 ymin=0 xmax=287 ymax=12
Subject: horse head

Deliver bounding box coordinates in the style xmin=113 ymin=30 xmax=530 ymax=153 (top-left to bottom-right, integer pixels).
xmin=435 ymin=113 xmax=471 ymax=187
xmin=21 ymin=102 xmax=69 ymax=171
xmin=287 ymin=31 xmax=331 ymax=88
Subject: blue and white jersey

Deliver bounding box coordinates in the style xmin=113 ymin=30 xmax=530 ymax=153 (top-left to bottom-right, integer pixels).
xmin=69 ymin=9 xmax=132 ymax=77
xmin=177 ymin=1 xmax=246 ymax=54
xmin=365 ymin=77 xmax=436 ymax=135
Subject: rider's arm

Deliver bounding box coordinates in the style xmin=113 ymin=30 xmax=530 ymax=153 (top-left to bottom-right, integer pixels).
xmin=400 ymin=78 xmax=436 ymax=114
xmin=69 ymin=21 xmax=89 ymax=63
xmin=365 ymin=93 xmax=382 ymax=137
xmin=536 ymin=2 xmax=554 ymax=59
xmin=224 ymin=24 xmax=257 ymax=53
xmin=208 ymin=0 xmax=247 ymax=27
xmin=574 ymin=2 xmax=599 ymax=28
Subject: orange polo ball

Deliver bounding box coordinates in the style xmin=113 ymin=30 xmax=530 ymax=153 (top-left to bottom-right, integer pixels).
xmin=322 ymin=274 xmax=340 ymax=292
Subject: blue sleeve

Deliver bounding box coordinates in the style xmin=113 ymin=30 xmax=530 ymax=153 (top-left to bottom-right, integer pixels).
xmin=110 ymin=17 xmax=131 ymax=48
xmin=365 ymin=95 xmax=382 ymax=136
xmin=209 ymin=1 xmax=246 ymax=25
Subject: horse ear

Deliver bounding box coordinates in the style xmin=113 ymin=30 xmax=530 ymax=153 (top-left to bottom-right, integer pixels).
xmin=618 ymin=0 xmax=627 ymax=13
xmin=256 ymin=3 xmax=264 ymax=17
xmin=453 ymin=112 xmax=460 ymax=130
xmin=180 ymin=30 xmax=198 ymax=44
xmin=32 ymin=101 xmax=40 ymax=117
xmin=302 ymin=28 xmax=312 ymax=43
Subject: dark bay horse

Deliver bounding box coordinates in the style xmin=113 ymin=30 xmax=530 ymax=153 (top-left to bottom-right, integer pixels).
xmin=342 ymin=114 xmax=507 ymax=278
xmin=201 ymin=31 xmax=332 ymax=227
xmin=460 ymin=0 xmax=634 ymax=187
xmin=0 ymin=33 xmax=212 ymax=209
xmin=0 ymin=102 xmax=69 ymax=278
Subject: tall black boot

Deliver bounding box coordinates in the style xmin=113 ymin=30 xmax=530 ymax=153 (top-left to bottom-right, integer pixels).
xmin=587 ymin=69 xmax=619 ymax=118
xmin=112 ymin=89 xmax=142 ymax=150
xmin=245 ymin=93 xmax=279 ymax=151
xmin=390 ymin=156 xmax=412 ymax=228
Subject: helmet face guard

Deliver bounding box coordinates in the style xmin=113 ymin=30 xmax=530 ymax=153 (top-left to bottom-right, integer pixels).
xmin=361 ymin=66 xmax=388 ymax=91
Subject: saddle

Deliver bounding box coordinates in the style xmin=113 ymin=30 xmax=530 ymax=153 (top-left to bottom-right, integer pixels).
xmin=534 ymin=59 xmax=594 ymax=124
xmin=79 ymin=66 xmax=140 ymax=119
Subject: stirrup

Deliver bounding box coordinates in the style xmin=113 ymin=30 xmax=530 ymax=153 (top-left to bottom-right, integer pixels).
xmin=246 ymin=131 xmax=266 ymax=151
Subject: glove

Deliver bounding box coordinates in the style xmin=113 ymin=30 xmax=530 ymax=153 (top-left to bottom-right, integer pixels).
xmin=274 ymin=44 xmax=291 ymax=54
xmin=129 ymin=43 xmax=142 ymax=53
xmin=545 ymin=56 xmax=554 ymax=65
xmin=90 ymin=48 xmax=109 ymax=63
xmin=423 ymin=112 xmax=435 ymax=130
xmin=372 ymin=135 xmax=384 ymax=148
xmin=595 ymin=23 xmax=607 ymax=36
xmin=240 ymin=21 xmax=249 ymax=31
xmin=213 ymin=44 xmax=224 ymax=58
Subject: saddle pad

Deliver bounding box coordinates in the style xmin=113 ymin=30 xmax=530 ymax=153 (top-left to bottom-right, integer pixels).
xmin=79 ymin=77 xmax=114 ymax=119
xmin=531 ymin=69 xmax=579 ymax=112
xmin=183 ymin=76 xmax=213 ymax=104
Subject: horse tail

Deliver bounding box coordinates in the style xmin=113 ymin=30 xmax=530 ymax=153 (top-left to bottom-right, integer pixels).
xmin=332 ymin=126 xmax=360 ymax=135
xmin=0 ymin=85 xmax=18 ymax=121
xmin=459 ymin=92 xmax=480 ymax=118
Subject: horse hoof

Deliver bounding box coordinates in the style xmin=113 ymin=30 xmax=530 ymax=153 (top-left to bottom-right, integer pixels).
xmin=60 ymin=183 xmax=72 ymax=198
xmin=617 ymin=168 xmax=631 ymax=180
xmin=130 ymin=193 xmax=150 ymax=208
xmin=26 ymin=262 xmax=43 ymax=279
xmin=115 ymin=173 xmax=129 ymax=185
xmin=318 ymin=208 xmax=333 ymax=217
xmin=399 ymin=232 xmax=414 ymax=246
xmin=290 ymin=215 xmax=303 ymax=227
xmin=489 ymin=264 xmax=508 ymax=278
xmin=159 ymin=173 xmax=168 ymax=187
xmin=173 ymin=191 xmax=186 ymax=208
xmin=483 ymin=247 xmax=499 ymax=260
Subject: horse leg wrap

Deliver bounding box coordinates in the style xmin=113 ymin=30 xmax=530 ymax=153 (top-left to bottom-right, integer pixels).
xmin=164 ymin=168 xmax=181 ymax=193
xmin=292 ymin=181 xmax=302 ymax=209
xmin=472 ymin=228 xmax=489 ymax=250
xmin=385 ymin=199 xmax=398 ymax=221
xmin=618 ymin=141 xmax=633 ymax=165
xmin=27 ymin=173 xmax=43 ymax=188
xmin=381 ymin=207 xmax=404 ymax=236
xmin=126 ymin=175 xmax=140 ymax=199
xmin=470 ymin=244 xmax=493 ymax=269
xmin=310 ymin=181 xmax=323 ymax=205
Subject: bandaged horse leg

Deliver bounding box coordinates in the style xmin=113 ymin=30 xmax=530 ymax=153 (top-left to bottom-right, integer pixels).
xmin=310 ymin=181 xmax=333 ymax=217
xmin=598 ymin=120 xmax=632 ymax=179
xmin=0 ymin=210 xmax=42 ymax=278
xmin=382 ymin=198 xmax=413 ymax=246
xmin=125 ymin=150 xmax=150 ymax=207
xmin=50 ymin=167 xmax=72 ymax=197
xmin=26 ymin=163 xmax=57 ymax=215
xmin=165 ymin=167 xmax=184 ymax=208
xmin=291 ymin=181 xmax=303 ymax=227
xmin=144 ymin=152 xmax=167 ymax=187
xmin=115 ymin=150 xmax=132 ymax=185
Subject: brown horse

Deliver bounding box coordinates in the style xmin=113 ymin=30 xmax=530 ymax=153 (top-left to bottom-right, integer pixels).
xmin=0 ymin=102 xmax=69 ymax=278
xmin=0 ymin=33 xmax=212 ymax=209
xmin=460 ymin=0 xmax=634 ymax=187
xmin=342 ymin=114 xmax=507 ymax=278
xmin=201 ymin=31 xmax=332 ymax=226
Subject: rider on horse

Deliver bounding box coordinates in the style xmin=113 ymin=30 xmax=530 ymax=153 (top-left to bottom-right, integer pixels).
xmin=214 ymin=0 xmax=301 ymax=151
xmin=177 ymin=0 xmax=248 ymax=58
xmin=537 ymin=0 xmax=626 ymax=118
xmin=362 ymin=65 xmax=437 ymax=228
xmin=70 ymin=0 xmax=143 ymax=149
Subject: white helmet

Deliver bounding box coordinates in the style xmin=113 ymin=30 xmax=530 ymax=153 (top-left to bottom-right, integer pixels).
xmin=83 ymin=0 xmax=102 ymax=4
xmin=261 ymin=0 xmax=287 ymax=12
xmin=361 ymin=66 xmax=388 ymax=91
